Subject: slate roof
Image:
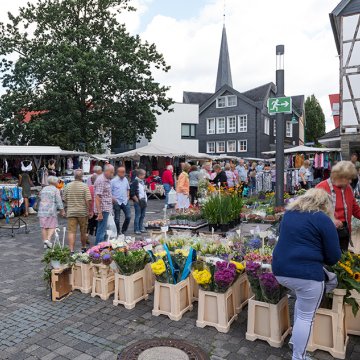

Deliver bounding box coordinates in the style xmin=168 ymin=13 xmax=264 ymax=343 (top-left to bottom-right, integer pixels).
xmin=291 ymin=95 xmax=305 ymax=116
xmin=215 ymin=26 xmax=233 ymax=92
xmin=242 ymin=83 xmax=275 ymax=103
xmin=319 ymin=127 xmax=340 ymax=140
xmin=183 ymin=92 xmax=212 ymax=106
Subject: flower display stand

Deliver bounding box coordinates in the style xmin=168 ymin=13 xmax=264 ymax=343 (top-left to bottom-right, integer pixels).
xmin=190 ymin=274 xmax=199 ymax=302
xmin=233 ymin=273 xmax=251 ymax=313
xmin=345 ymin=290 xmax=360 ymax=336
xmin=145 ymin=263 xmax=155 ymax=294
xmin=307 ymin=289 xmax=348 ymax=359
xmin=152 ymin=278 xmax=193 ymax=321
xmin=350 ymin=228 xmax=360 ymax=254
xmin=196 ymin=287 xmax=237 ymax=333
xmin=113 ymin=269 xmax=148 ymax=309
xmin=51 ymin=267 xmax=72 ymax=301
xmin=71 ymin=263 xmax=93 ymax=294
xmin=246 ymin=295 xmax=291 ymax=348
xmin=91 ymin=263 xmax=115 ymax=300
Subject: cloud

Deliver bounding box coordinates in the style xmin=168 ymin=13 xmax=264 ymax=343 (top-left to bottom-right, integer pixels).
xmin=140 ymin=0 xmax=341 ymax=132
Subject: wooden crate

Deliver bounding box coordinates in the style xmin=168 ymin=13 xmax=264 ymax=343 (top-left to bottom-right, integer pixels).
xmin=152 ymin=278 xmax=193 ymax=321
xmin=307 ymin=289 xmax=348 ymax=359
xmin=233 ymin=273 xmax=251 ymax=313
xmin=91 ymin=263 xmax=115 ymax=300
xmin=345 ymin=290 xmax=360 ymax=336
xmin=246 ymin=295 xmax=291 ymax=348
xmin=196 ymin=287 xmax=237 ymax=333
xmin=51 ymin=267 xmax=72 ymax=302
xmin=113 ymin=269 xmax=148 ymax=309
xmin=71 ymin=263 xmax=93 ymax=294
xmin=189 ymin=273 xmax=199 ymax=303
xmin=145 ymin=263 xmax=155 ymax=294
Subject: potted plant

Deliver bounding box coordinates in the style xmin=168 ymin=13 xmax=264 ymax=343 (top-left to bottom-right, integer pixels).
xmin=194 ymin=260 xmax=238 ymax=333
xmin=245 ymin=262 xmax=291 ymax=348
xmin=43 ymin=244 xmax=71 ymax=270
xmin=112 ymin=249 xmax=150 ymax=309
xmin=151 ymin=247 xmax=196 ymax=320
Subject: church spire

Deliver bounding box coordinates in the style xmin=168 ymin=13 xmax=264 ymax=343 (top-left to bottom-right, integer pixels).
xmin=215 ymin=24 xmax=233 ymax=92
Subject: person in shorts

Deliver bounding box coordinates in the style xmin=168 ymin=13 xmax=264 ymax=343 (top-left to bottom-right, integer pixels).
xmin=63 ymin=169 xmax=92 ymax=254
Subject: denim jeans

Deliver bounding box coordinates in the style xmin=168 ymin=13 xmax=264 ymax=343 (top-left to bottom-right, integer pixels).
xmin=95 ymin=211 xmax=109 ymax=245
xmin=163 ymin=183 xmax=171 ymax=206
xmin=113 ymin=202 xmax=131 ymax=235
xmin=134 ymin=202 xmax=147 ymax=232
xmin=276 ymin=276 xmax=324 ymax=360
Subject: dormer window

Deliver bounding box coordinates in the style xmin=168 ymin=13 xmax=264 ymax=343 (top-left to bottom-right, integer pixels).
xmin=216 ymin=95 xmax=237 ymax=108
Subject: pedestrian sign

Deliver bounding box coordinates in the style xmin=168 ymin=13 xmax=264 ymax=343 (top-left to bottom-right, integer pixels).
xmin=267 ymin=97 xmax=292 ymax=114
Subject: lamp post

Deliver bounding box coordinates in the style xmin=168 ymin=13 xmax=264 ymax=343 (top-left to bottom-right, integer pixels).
xmin=275 ymin=45 xmax=285 ymax=207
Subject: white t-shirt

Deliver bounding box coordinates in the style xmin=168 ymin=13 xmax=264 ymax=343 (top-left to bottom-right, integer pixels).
xmin=82 ymin=158 xmax=91 ymax=174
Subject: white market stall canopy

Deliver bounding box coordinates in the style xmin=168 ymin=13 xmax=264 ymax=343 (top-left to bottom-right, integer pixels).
xmin=262 ymin=145 xmax=342 ymax=156
xmin=0 ymin=145 xmax=88 ymax=156
xmin=109 ymin=144 xmax=212 ymax=160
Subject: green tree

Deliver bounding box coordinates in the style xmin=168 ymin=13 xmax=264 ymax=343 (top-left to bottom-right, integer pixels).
xmin=304 ymin=94 xmax=326 ymax=144
xmin=0 ymin=0 xmax=173 ymax=152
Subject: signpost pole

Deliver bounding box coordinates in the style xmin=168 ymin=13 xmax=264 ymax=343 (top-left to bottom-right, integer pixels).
xmin=275 ymin=45 xmax=285 ymax=207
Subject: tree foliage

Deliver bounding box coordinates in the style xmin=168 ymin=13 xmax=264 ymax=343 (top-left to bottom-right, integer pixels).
xmin=304 ymin=94 xmax=326 ymax=144
xmin=0 ymin=0 xmax=173 ymax=152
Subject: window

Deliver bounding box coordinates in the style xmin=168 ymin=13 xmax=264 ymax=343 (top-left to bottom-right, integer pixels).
xmin=216 ymin=97 xmax=226 ymax=108
xmin=227 ymin=140 xmax=236 ymax=153
xmin=207 ymin=142 xmax=215 ymax=153
xmin=286 ymin=121 xmax=293 ymax=137
xmin=216 ymin=117 xmax=225 ymax=134
xmin=207 ymin=118 xmax=215 ymax=134
xmin=238 ymin=140 xmax=248 ymax=152
xmin=273 ymin=119 xmax=276 ymax=136
xmin=216 ymin=95 xmax=237 ymax=108
xmin=181 ymin=124 xmax=196 ymax=138
xmin=227 ymin=116 xmax=237 ymax=133
xmin=264 ymin=117 xmax=270 ymax=135
xmin=216 ymin=141 xmax=225 ymax=153
xmin=227 ymin=95 xmax=237 ymax=107
xmin=238 ymin=115 xmax=248 ymax=132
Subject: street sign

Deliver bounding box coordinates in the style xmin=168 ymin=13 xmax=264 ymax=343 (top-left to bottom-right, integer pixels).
xmin=267 ymin=96 xmax=292 ymax=114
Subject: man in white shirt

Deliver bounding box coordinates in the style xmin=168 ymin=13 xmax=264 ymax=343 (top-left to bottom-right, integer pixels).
xmin=236 ymin=159 xmax=248 ymax=183
xmin=111 ymin=167 xmax=131 ymax=235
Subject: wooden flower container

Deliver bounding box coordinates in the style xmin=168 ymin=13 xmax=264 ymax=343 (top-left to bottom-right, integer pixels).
xmin=113 ymin=269 xmax=148 ymax=309
xmin=145 ymin=263 xmax=155 ymax=294
xmin=51 ymin=267 xmax=72 ymax=301
xmin=190 ymin=274 xmax=199 ymax=302
xmin=345 ymin=290 xmax=360 ymax=336
xmin=233 ymin=273 xmax=251 ymax=313
xmin=196 ymin=287 xmax=237 ymax=333
xmin=91 ymin=263 xmax=115 ymax=300
xmin=246 ymin=295 xmax=291 ymax=348
xmin=71 ymin=263 xmax=93 ymax=294
xmin=350 ymin=228 xmax=360 ymax=254
xmin=152 ymin=278 xmax=193 ymax=321
xmin=307 ymin=289 xmax=348 ymax=359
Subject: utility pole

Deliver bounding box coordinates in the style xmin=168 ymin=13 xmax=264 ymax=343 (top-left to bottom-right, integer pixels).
xmin=275 ymin=45 xmax=285 ymax=206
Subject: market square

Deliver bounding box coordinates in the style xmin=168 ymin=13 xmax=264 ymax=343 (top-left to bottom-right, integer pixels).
xmin=1 ymin=1 xmax=360 ymax=360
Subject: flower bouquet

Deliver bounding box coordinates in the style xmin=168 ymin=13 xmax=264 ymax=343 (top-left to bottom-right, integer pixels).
xmin=112 ymin=249 xmax=149 ymax=276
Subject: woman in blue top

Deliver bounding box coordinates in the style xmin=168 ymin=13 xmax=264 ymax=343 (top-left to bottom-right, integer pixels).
xmin=272 ymin=188 xmax=341 ymax=360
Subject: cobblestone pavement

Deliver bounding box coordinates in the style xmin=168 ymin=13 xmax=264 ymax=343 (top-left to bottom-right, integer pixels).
xmin=0 ymin=200 xmax=360 ymax=360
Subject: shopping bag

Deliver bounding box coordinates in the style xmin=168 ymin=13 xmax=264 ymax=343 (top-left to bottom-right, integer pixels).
xmin=168 ymin=188 xmax=177 ymax=204
xmin=106 ymin=213 xmax=117 ymax=239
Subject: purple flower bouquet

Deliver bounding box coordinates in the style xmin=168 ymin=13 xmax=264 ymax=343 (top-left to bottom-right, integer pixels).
xmin=258 ymin=272 xmax=283 ymax=304
xmin=245 ymin=261 xmax=263 ymax=301
xmin=89 ymin=250 xmax=102 ymax=264
xmin=214 ymin=261 xmax=237 ymax=293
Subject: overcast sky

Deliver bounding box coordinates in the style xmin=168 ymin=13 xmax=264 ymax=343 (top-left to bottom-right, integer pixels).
xmin=1 ymin=0 xmax=341 ymax=131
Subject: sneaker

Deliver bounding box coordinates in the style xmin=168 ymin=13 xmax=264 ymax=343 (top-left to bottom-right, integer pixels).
xmin=288 ymin=338 xmax=293 ymax=350
xmin=81 ymin=248 xmax=87 ymax=253
xmin=140 ymin=229 xmax=147 ymax=233
xmin=44 ymin=240 xmax=53 ymax=249
xmin=135 ymin=231 xmax=141 ymax=235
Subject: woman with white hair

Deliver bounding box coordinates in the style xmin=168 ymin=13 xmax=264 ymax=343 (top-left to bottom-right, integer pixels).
xmin=273 ymin=188 xmax=341 ymax=360
xmin=162 ymin=164 xmax=174 ymax=208
xmin=38 ymin=176 xmax=65 ymax=249
xmin=316 ymin=160 xmax=360 ymax=250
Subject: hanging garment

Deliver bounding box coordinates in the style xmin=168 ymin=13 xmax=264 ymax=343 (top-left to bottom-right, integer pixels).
xmin=82 ymin=157 xmax=91 ymax=174
xmin=21 ymin=161 xmax=32 ymax=172
xmin=41 ymin=167 xmax=49 ymax=186
xmin=294 ymin=154 xmax=304 ymax=169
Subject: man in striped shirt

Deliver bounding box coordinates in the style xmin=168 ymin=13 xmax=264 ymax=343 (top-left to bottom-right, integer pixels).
xmin=64 ymin=169 xmax=92 ymax=254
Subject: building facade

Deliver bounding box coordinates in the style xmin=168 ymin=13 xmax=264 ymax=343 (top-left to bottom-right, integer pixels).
xmin=330 ymin=0 xmax=360 ymax=158
xmin=183 ymin=26 xmax=305 ymax=158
